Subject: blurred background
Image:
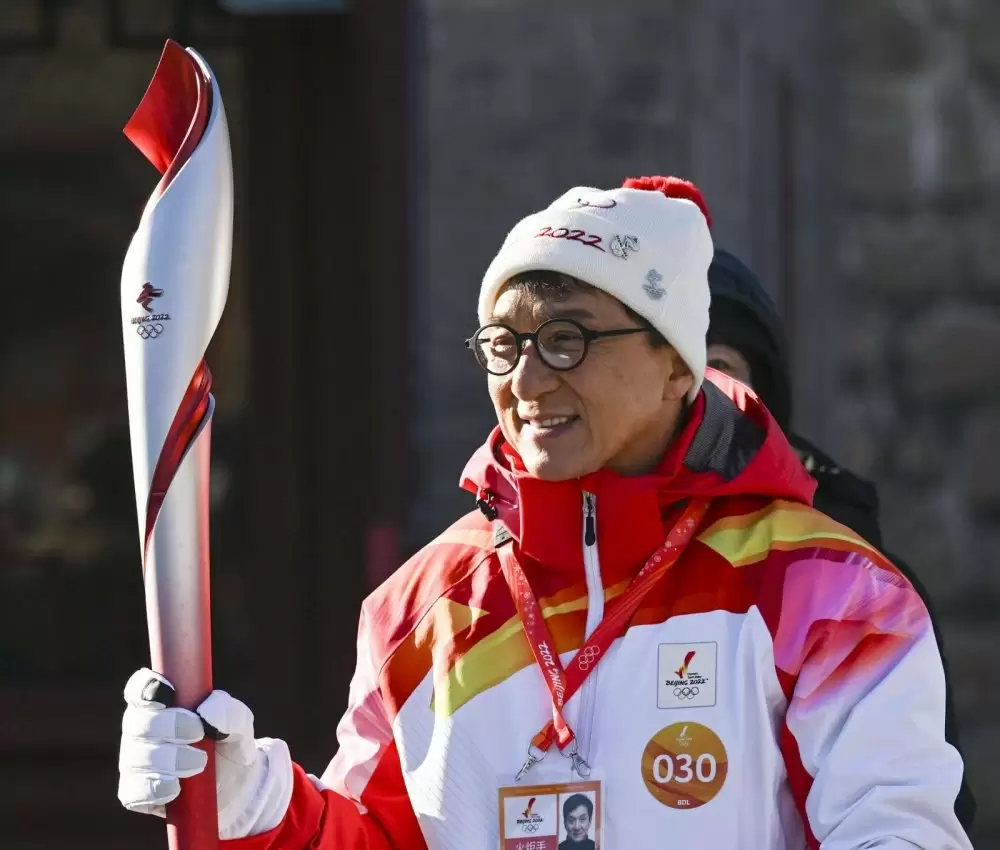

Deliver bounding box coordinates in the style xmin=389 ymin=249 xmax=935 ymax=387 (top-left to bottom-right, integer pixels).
xmin=1 ymin=0 xmax=998 ymax=846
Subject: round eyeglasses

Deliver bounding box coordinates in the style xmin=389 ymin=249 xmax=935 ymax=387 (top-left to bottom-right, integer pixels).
xmin=465 ymin=318 xmax=652 ymax=376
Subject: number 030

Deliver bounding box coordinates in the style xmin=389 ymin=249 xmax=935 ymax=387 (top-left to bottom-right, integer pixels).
xmin=651 ymin=752 xmax=717 ymax=784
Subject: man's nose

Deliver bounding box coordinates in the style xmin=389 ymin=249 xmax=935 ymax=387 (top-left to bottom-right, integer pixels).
xmin=509 ymin=341 xmax=559 ymax=400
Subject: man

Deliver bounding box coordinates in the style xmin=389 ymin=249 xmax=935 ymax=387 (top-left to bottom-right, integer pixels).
xmin=118 ymin=177 xmax=971 ymax=848
xmin=705 ymin=247 xmax=976 ymax=830
xmin=559 ymin=794 xmax=595 ymax=850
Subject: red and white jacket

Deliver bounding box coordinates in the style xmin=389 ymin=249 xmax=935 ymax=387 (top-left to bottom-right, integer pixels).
xmin=227 ymin=375 xmax=971 ymax=849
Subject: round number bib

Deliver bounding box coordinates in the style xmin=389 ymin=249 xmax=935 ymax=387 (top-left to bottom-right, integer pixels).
xmin=640 ymin=721 xmax=728 ymax=809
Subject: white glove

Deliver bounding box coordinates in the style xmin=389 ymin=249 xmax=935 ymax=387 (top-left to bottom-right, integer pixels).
xmin=117 ymin=668 xmax=293 ymax=840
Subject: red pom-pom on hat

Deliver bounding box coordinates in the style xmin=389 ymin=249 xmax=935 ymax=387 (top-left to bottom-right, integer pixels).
xmin=621 ymin=175 xmax=712 ymax=229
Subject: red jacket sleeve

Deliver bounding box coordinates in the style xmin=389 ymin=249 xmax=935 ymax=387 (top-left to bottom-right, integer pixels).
xmin=222 ymin=607 xmax=425 ymax=849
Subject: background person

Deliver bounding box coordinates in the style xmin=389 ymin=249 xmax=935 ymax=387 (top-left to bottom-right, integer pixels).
xmin=705 ymin=247 xmax=976 ymax=830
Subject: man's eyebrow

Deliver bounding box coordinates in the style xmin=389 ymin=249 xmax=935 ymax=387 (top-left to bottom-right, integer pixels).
xmin=487 ymin=307 xmax=597 ymax=323
xmin=547 ymin=307 xmax=596 ymax=321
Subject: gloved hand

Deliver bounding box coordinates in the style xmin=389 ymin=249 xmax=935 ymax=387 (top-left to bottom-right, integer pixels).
xmin=117 ymin=668 xmax=293 ymax=840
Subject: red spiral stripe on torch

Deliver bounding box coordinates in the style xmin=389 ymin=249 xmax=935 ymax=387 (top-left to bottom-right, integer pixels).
xmin=125 ymin=39 xmax=212 ymax=198
xmin=144 ymin=361 xmax=213 ymax=557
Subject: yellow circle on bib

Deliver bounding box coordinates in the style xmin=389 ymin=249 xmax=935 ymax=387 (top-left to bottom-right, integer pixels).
xmin=640 ymin=721 xmax=728 ymax=809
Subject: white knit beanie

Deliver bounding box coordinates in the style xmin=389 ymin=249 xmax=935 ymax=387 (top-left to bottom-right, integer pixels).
xmin=478 ymin=176 xmax=714 ymax=401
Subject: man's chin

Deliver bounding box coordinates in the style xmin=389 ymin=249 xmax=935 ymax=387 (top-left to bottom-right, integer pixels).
xmin=519 ymin=447 xmax=599 ymax=482
xmin=522 ymin=457 xmax=595 ymax=482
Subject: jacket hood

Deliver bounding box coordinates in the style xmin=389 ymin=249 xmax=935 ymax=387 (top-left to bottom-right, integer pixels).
xmin=460 ymin=370 xmax=816 ymax=581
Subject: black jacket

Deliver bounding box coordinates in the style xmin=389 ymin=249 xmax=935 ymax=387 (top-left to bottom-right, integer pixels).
xmin=709 ymin=249 xmax=976 ymax=831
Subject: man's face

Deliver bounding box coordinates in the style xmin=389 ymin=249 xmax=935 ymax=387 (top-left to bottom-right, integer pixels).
xmin=706 ymin=342 xmax=753 ymax=385
xmin=565 ymin=804 xmax=591 ymax=842
xmin=486 ymin=284 xmax=692 ymax=481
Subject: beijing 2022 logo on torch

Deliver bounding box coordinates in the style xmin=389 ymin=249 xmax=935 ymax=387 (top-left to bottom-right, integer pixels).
xmin=132 ymin=282 xmax=172 ymax=339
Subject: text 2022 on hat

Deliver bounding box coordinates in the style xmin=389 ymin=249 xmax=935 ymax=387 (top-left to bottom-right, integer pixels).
xmin=478 ymin=175 xmax=714 ymax=401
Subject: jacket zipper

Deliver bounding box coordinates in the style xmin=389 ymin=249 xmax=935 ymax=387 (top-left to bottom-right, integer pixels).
xmin=573 ymin=491 xmax=603 ymax=775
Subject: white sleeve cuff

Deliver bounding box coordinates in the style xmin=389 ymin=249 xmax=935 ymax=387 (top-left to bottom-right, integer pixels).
xmin=218 ymin=738 xmax=293 ymax=840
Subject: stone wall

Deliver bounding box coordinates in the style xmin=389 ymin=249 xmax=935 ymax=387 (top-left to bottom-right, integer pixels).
xmin=836 ymin=0 xmax=1000 ymax=842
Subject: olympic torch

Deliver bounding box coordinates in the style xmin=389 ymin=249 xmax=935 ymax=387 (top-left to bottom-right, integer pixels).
xmin=120 ymin=40 xmax=233 ymax=850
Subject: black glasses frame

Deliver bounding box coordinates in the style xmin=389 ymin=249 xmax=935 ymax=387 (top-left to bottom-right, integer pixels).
xmin=465 ymin=318 xmax=651 ymax=376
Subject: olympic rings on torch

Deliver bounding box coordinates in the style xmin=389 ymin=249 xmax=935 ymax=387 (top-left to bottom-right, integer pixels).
xmin=136 ymin=323 xmax=164 ymax=339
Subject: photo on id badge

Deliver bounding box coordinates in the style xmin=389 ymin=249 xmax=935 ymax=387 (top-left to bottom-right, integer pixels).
xmin=499 ymin=781 xmax=601 ymax=850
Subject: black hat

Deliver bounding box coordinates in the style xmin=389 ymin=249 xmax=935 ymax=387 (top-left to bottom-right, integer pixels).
xmin=707 ymin=249 xmax=792 ymax=430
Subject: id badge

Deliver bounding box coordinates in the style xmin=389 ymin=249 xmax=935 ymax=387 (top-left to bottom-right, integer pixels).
xmin=498 ymin=778 xmax=603 ymax=850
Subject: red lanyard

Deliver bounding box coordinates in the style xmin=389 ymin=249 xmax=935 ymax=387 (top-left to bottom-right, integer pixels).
xmin=497 ymin=498 xmax=711 ymax=777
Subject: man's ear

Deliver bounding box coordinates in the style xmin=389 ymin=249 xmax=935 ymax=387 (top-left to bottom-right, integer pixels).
xmin=663 ymin=348 xmax=694 ymax=402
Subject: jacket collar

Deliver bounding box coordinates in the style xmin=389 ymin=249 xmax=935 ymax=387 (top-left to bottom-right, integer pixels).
xmin=460 ymin=371 xmax=816 ymax=581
